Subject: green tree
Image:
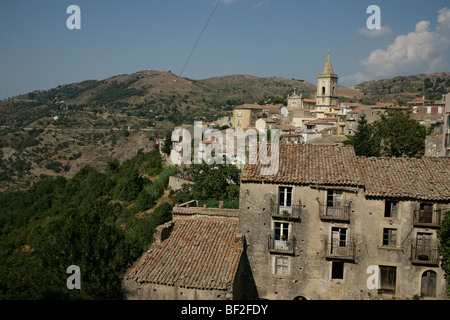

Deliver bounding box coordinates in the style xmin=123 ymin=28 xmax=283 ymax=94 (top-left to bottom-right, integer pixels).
xmin=374 ymin=109 xmax=432 ymax=157
xmin=272 ymin=97 xmax=287 ymax=106
xmin=173 ymin=161 xmax=240 ymax=202
xmin=32 ymin=197 xmax=127 ymax=299
xmin=345 ymin=110 xmax=431 ymax=158
xmin=344 ymin=114 xmax=380 ymax=157
xmin=437 ymin=211 xmax=450 ymax=298
xmin=0 ymin=149 xmax=172 ymax=299
xmin=161 ymin=130 xmax=173 ymax=155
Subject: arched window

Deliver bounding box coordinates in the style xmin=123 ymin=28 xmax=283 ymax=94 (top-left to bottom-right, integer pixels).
xmin=421 ymin=270 xmax=437 ymax=297
xmin=322 ymin=87 xmax=326 ymax=95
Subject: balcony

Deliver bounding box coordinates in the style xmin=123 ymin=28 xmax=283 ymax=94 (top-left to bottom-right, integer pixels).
xmin=413 ymin=209 xmax=442 ymax=228
xmin=270 ymin=200 xmax=302 ymax=221
xmin=324 ymin=238 xmax=355 ymax=261
xmin=411 ymin=245 xmax=440 ymax=266
xmin=318 ymin=202 xmax=351 ymax=222
xmin=268 ymin=234 xmax=295 ymax=255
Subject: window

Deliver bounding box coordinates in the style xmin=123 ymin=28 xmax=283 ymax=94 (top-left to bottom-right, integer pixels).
xmin=382 ymin=228 xmax=397 ymax=247
xmin=332 ymin=227 xmax=347 ymax=245
xmin=413 ymin=106 xmax=417 ymax=114
xmin=274 ymin=222 xmax=289 ymax=241
xmin=237 ymin=120 xmax=241 ymax=126
xmin=274 ymin=256 xmax=289 ymax=275
xmin=273 ymin=222 xmax=290 ymax=251
xmin=418 ymin=203 xmax=433 ymax=224
xmin=384 ymin=200 xmax=398 ymax=218
xmin=380 ymin=266 xmax=396 ymax=294
xmin=278 ymin=187 xmax=292 ymax=210
xmin=326 ymin=189 xmax=343 ymax=217
xmin=322 ymin=86 xmax=326 ymax=95
xmin=427 ymin=106 xmax=431 ymax=114
xmin=331 ymin=261 xmax=344 ymax=279
xmin=327 ymin=190 xmax=343 ymax=208
xmin=438 ymin=106 xmax=443 ymax=114
xmin=237 ymin=110 xmax=242 ymax=117
xmin=330 ymin=227 xmax=348 ymax=255
xmin=416 ymin=233 xmax=432 ymax=255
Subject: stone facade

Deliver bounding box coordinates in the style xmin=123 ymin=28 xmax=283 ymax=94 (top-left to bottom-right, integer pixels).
xmin=239 ymin=183 xmax=448 ymax=299
xmin=239 ymin=144 xmax=449 ymax=300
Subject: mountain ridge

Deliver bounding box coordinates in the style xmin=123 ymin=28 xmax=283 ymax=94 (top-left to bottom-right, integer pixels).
xmin=0 ymin=69 xmax=448 ymax=192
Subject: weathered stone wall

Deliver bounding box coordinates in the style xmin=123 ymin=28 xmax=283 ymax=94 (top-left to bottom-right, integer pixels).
xmin=122 ymin=280 xmax=234 ymax=300
xmin=239 ymin=182 xmax=448 ymax=300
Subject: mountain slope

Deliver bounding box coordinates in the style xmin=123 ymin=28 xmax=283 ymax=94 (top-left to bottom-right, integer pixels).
xmin=0 ymin=70 xmax=319 ymax=191
xmin=0 ymin=69 xmax=446 ymax=192
xmin=352 ymin=72 xmax=450 ymax=103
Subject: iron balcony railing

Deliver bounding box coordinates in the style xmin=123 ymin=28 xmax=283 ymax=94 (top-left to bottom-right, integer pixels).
xmin=411 ymin=244 xmax=440 ymax=266
xmin=318 ymin=202 xmax=351 ymax=222
xmin=413 ymin=209 xmax=442 ymax=228
xmin=324 ymin=238 xmax=355 ymax=261
xmin=268 ymin=234 xmax=295 ymax=255
xmin=270 ymin=200 xmax=302 ymax=221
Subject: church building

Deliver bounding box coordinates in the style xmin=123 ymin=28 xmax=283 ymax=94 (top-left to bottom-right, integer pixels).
xmin=316 ymin=50 xmax=339 ymax=109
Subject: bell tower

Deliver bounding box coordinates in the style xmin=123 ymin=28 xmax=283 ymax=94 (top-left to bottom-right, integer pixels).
xmin=316 ymin=50 xmax=338 ymax=109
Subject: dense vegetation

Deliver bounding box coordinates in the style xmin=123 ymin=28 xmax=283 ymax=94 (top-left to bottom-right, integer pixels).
xmin=0 ymin=150 xmax=178 ymax=299
xmin=171 ymin=161 xmax=240 ymax=206
xmin=345 ymin=109 xmax=432 ymax=158
xmin=438 ymin=211 xmax=450 ymax=297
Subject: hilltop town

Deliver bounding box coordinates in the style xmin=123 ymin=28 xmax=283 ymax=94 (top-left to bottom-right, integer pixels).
xmin=1 ymin=52 xmax=449 ymax=301
xmin=160 ymin=51 xmax=449 ymax=162
xmin=122 ymin=52 xmax=450 ymax=300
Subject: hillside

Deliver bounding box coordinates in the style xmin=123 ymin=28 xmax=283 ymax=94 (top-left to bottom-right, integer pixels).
xmin=0 ymin=69 xmax=445 ymax=191
xmin=0 ymin=149 xmax=177 ymax=299
xmin=0 ymin=70 xmax=319 ymax=191
xmin=351 ymin=72 xmax=450 ymax=104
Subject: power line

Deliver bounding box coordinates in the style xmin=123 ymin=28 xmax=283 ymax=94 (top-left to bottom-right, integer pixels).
xmin=179 ymin=0 xmax=221 ymax=77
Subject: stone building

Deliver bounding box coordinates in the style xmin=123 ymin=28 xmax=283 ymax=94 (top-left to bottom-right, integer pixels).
xmin=316 ymin=50 xmax=338 ymax=109
xmin=239 ymin=144 xmax=449 ymax=300
xmin=122 ymin=202 xmax=246 ymax=300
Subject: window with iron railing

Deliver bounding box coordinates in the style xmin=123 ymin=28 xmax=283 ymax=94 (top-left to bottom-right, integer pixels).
xmin=413 ymin=204 xmax=441 ymax=228
xmin=270 ymin=187 xmax=301 ymax=220
xmin=411 ymin=233 xmax=440 ymax=266
xmin=317 ymin=190 xmax=350 ymax=221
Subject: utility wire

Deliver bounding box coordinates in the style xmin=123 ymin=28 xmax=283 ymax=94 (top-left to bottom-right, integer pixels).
xmin=179 ymin=0 xmax=221 ymax=77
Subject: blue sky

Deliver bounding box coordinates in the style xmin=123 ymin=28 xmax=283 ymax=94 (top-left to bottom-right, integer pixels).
xmin=1 ymin=0 xmax=449 ymax=100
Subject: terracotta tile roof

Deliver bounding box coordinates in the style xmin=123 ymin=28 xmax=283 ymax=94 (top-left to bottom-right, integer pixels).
xmin=241 ymin=144 xmax=450 ymax=201
xmin=277 ymin=124 xmax=297 ymax=131
xmin=173 ymin=207 xmax=239 ymax=218
xmin=124 ymin=216 xmax=243 ymax=291
xmin=241 ymin=144 xmax=364 ymax=186
xmin=358 ymin=157 xmax=450 ymax=201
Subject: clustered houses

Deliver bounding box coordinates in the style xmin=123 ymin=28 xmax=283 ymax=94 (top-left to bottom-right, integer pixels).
xmin=125 ymin=52 xmax=450 ymax=300
xmin=423 ymin=92 xmax=450 ymax=157
xmin=239 ymin=144 xmax=450 ymax=300
xmin=230 ymin=51 xmax=389 ymax=146
xmin=230 ymin=52 xmax=447 ymax=150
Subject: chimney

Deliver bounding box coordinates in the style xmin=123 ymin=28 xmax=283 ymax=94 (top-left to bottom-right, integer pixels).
xmin=154 ymin=221 xmax=174 ymax=244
